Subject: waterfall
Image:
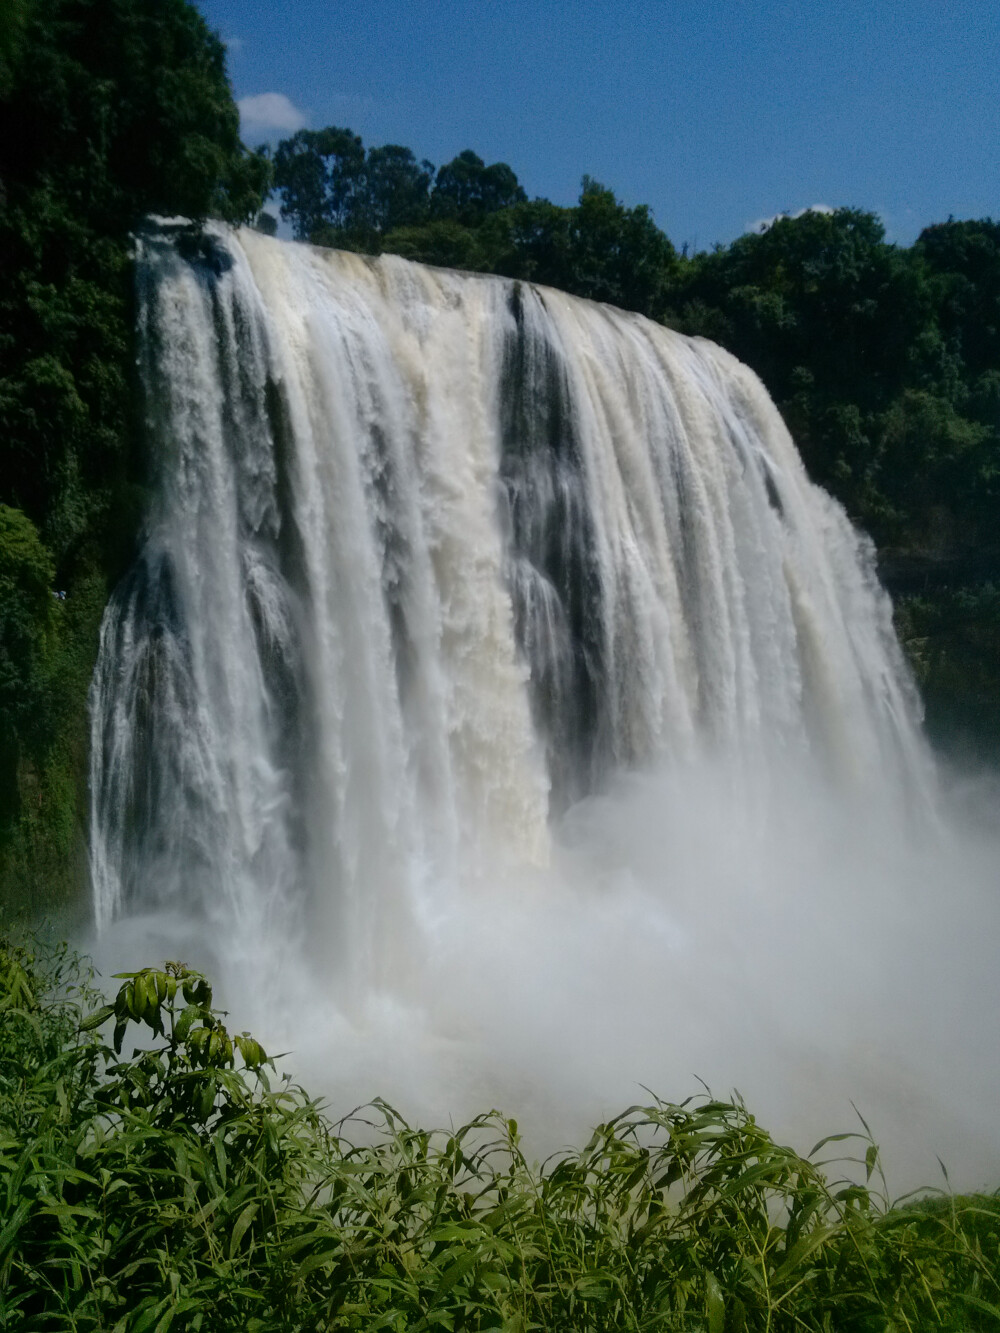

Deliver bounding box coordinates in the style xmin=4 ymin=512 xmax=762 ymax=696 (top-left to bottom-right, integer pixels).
xmin=86 ymin=223 xmax=1000 ymax=1186
xmin=89 ymin=221 xmax=930 ymax=979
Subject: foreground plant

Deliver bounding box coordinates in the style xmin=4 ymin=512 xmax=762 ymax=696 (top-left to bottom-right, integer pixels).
xmin=0 ymin=940 xmax=997 ymax=1331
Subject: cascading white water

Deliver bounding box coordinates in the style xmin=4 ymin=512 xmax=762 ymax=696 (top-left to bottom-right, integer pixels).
xmin=88 ymin=223 xmax=998 ymax=1185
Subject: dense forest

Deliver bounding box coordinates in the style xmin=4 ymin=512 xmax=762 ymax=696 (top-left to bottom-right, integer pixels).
xmin=1 ymin=0 xmax=999 ymax=920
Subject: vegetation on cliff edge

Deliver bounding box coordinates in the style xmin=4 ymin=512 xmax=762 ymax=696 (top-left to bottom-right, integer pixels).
xmin=0 ymin=0 xmax=269 ymax=916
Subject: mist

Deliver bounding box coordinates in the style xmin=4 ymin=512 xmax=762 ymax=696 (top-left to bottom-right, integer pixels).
xmin=87 ymin=749 xmax=1000 ymax=1195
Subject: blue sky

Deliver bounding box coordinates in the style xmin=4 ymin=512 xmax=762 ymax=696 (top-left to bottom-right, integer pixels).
xmin=201 ymin=0 xmax=999 ymax=250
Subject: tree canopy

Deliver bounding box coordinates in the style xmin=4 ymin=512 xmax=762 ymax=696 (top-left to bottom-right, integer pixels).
xmin=271 ymin=133 xmax=524 ymax=245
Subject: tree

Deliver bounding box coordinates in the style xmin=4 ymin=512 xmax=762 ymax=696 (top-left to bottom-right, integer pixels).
xmin=429 ymin=149 xmax=526 ymax=224
xmin=272 ymin=126 xmax=366 ymax=239
xmin=272 ymin=135 xmax=531 ymax=247
xmin=1 ymin=0 xmax=269 ymax=229
xmin=566 ymin=177 xmax=677 ymax=316
xmin=915 ymin=219 xmax=1000 ymax=379
xmin=0 ymin=0 xmax=271 ymax=528
xmin=476 ymin=179 xmax=677 ymax=319
xmin=363 ymin=143 xmax=434 ymax=233
xmin=673 ymin=209 xmax=929 ymax=405
xmin=375 ymin=218 xmax=487 ymax=270
xmin=477 ymin=196 xmax=575 ymax=283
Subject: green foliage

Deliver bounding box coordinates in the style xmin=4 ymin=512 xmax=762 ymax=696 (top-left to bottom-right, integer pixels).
xmin=879 ymin=390 xmax=990 ymax=525
xmin=375 ymin=217 xmax=491 ymax=271
xmin=674 ymin=209 xmax=926 ymax=405
xmin=363 ymin=143 xmax=436 ymax=233
xmin=916 ymin=219 xmax=1000 ymax=380
xmin=2 ymin=0 xmax=269 ymax=229
xmin=0 ymin=508 xmax=55 ymax=772
xmin=0 ymin=0 xmax=268 ymax=909
xmin=668 ymin=208 xmax=999 ymax=558
xmin=275 ymin=126 xmax=678 ymax=321
xmin=1 ymin=941 xmax=998 ymax=1330
xmin=0 ymin=555 xmax=115 ymax=920
xmin=429 ymin=148 xmax=527 ymax=225
xmin=272 ymin=126 xmax=368 ymax=240
xmin=479 ymin=178 xmax=678 ymax=319
xmin=271 ymin=127 xmax=527 ymax=251
xmin=896 ymin=584 xmax=1000 ymax=758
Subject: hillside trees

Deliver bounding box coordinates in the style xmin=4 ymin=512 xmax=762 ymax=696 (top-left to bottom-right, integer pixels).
xmin=0 ymin=0 xmax=268 ymax=912
xmin=482 ymin=177 xmax=678 ymax=318
xmin=670 ymin=209 xmax=998 ymax=555
xmin=271 ymin=133 xmax=521 ymax=246
xmin=429 ymin=147 xmax=526 ymax=222
xmin=0 ymin=509 xmax=54 ymax=816
xmin=916 ymin=218 xmax=1000 ymax=381
xmin=669 ymin=210 xmax=928 ymax=525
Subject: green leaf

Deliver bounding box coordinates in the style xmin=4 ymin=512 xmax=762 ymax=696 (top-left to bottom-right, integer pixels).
xmin=574 ymin=1276 xmax=612 ymax=1301
xmin=173 ymin=1005 xmax=200 ymax=1043
xmin=432 ymin=1248 xmax=480 ymax=1299
xmin=229 ymin=1202 xmax=258 ymax=1258
xmin=196 ymin=1081 xmax=215 ymax=1123
xmin=706 ymin=1272 xmax=725 ymax=1333
xmin=864 ymin=1143 xmax=879 ymax=1181
xmin=774 ymin=1226 xmax=839 ymax=1281
xmin=0 ymin=1199 xmax=31 ymax=1262
xmin=79 ymin=1003 xmax=115 ymax=1031
xmin=959 ymin=1294 xmax=1000 ymax=1320
xmin=294 ymin=1244 xmax=342 ymax=1279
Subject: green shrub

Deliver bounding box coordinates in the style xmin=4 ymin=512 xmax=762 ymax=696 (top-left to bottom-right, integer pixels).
xmin=1 ymin=939 xmax=997 ymax=1330
xmin=895 ymin=584 xmax=1000 ymax=760
xmin=0 ymin=507 xmax=55 ymax=769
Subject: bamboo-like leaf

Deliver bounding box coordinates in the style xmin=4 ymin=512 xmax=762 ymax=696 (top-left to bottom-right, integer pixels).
xmin=774 ymin=1225 xmax=839 ymax=1281
xmin=0 ymin=1200 xmax=31 ymax=1262
xmin=80 ymin=1004 xmax=115 ymax=1032
xmin=706 ymin=1272 xmax=725 ymax=1333
xmin=229 ymin=1202 xmax=258 ymax=1258
xmin=865 ymin=1143 xmax=879 ymax=1181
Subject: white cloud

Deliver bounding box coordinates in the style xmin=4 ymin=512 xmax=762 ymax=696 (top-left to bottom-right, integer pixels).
xmin=238 ymin=92 xmax=307 ymax=140
xmin=747 ymin=203 xmax=835 ymax=234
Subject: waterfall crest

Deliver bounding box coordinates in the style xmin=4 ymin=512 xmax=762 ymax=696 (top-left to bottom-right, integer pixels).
xmin=89 ymin=223 xmax=929 ymax=976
